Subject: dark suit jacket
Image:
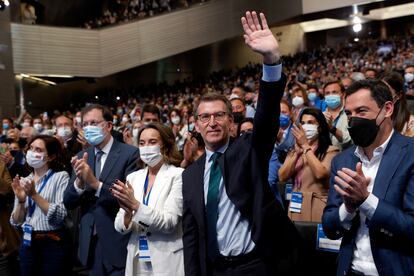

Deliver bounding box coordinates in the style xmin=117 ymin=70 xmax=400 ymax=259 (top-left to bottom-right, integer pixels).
xmin=182 ymin=77 xmax=303 ymax=276
xmin=322 ymin=132 xmax=414 ymax=276
xmin=63 ymin=138 xmax=140 ymax=269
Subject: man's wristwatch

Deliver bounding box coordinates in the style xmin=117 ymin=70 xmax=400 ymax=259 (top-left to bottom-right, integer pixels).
xmin=329 ymin=126 xmax=337 ymax=135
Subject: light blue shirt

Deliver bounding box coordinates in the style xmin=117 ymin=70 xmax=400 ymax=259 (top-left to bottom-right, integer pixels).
xmin=204 ymin=144 xmax=255 ymax=256
xmin=262 ymin=63 xmax=282 ymax=82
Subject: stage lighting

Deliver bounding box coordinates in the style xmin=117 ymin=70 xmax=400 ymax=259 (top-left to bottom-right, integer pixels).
xmin=353 ymin=23 xmax=362 ymax=33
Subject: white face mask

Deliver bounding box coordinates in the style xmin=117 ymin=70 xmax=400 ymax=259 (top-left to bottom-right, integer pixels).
xmin=22 ymin=122 xmax=30 ymax=128
xmin=171 ymin=116 xmax=181 ymax=125
xmin=139 ymin=145 xmax=163 ymax=167
xmin=292 ymin=96 xmax=305 ymax=107
xmin=132 ymin=128 xmax=139 ymax=138
xmin=26 ymin=150 xmax=48 ymax=169
xmin=33 ymin=123 xmax=43 ymax=132
xmin=302 ymin=124 xmax=319 ymax=141
xmin=57 ymin=126 xmax=73 ymax=139
xmin=122 ymin=117 xmax=129 ymax=123
xmin=405 ymin=72 xmax=414 ymax=83
xmin=75 ymin=116 xmax=82 ymax=124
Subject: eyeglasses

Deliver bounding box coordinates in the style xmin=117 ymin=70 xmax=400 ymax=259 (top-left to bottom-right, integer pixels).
xmin=81 ymin=120 xmax=106 ymax=128
xmin=197 ymin=112 xmax=227 ymax=123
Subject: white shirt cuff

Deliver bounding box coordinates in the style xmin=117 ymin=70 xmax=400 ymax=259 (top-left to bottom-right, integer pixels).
xmin=74 ymin=179 xmax=85 ymax=195
xmin=262 ymin=63 xmax=282 ymax=82
xmin=95 ymin=182 xmax=103 ymax=197
xmin=339 ymin=203 xmax=357 ymax=230
xmin=359 ymin=193 xmax=379 ymax=220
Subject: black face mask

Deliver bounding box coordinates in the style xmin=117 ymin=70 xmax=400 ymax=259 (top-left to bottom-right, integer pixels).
xmin=232 ymin=112 xmax=245 ymax=124
xmin=9 ymin=150 xmax=19 ymax=157
xmin=348 ymin=107 xmax=385 ymax=148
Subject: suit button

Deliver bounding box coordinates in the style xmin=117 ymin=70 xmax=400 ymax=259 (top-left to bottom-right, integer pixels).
xmin=147 ymin=232 xmax=152 ymax=237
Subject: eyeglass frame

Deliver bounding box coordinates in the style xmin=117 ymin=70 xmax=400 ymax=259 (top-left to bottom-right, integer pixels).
xmin=81 ymin=120 xmax=108 ymax=128
xmin=196 ymin=111 xmax=229 ymax=123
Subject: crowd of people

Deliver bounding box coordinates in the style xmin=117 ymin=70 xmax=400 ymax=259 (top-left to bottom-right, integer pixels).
xmin=1 ymin=10 xmax=414 ymax=276
xmin=83 ymin=0 xmax=207 ymax=29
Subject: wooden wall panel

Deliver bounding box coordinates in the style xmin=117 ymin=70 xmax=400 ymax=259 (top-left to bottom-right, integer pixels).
xmin=11 ymin=0 xmax=302 ymax=77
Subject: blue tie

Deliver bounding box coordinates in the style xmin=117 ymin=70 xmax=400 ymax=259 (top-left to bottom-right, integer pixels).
xmin=206 ymin=152 xmax=222 ymax=261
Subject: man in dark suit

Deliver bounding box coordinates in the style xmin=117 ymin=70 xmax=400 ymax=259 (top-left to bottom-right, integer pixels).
xmin=63 ymin=104 xmax=139 ymax=276
xmin=182 ymin=11 xmax=302 ymax=276
xmin=322 ymin=80 xmax=414 ymax=276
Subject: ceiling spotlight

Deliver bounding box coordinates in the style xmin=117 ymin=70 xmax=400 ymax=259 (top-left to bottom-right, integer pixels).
xmin=353 ymin=23 xmax=362 ymax=33
xmin=354 ymin=37 xmax=360 ymax=42
xmin=353 ymin=16 xmax=361 ymax=24
xmin=4 ymin=0 xmax=9 ymax=6
xmin=116 ymin=96 xmax=120 ymax=101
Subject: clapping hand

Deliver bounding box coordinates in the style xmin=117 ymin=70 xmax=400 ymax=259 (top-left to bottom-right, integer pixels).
xmin=11 ymin=175 xmax=27 ymax=203
xmin=334 ymin=162 xmax=371 ymax=213
xmin=21 ymin=178 xmax=36 ymax=197
xmin=110 ymin=180 xmax=139 ymax=213
xmin=241 ymin=11 xmax=280 ymax=64
xmin=292 ymin=124 xmax=310 ymax=149
xmin=72 ymin=152 xmax=99 ymax=190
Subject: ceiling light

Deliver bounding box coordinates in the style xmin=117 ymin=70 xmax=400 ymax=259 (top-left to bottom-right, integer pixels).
xmin=353 ymin=23 xmax=362 ymax=33
xmin=354 ymin=37 xmax=360 ymax=42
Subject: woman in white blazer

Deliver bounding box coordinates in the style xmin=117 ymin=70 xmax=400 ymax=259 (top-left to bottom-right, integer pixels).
xmin=111 ymin=123 xmax=184 ymax=276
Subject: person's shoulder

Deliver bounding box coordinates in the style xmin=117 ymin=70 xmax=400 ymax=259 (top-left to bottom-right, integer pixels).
xmin=53 ymin=170 xmax=70 ymax=181
xmin=126 ymin=169 xmax=143 ymax=180
xmin=332 ymin=145 xmax=356 ymax=163
xmin=327 ymin=145 xmax=340 ymax=153
xmin=183 ymin=155 xmax=205 ymax=178
xmin=167 ymin=164 xmax=184 ymax=175
xmin=115 ymin=139 xmax=139 ymax=153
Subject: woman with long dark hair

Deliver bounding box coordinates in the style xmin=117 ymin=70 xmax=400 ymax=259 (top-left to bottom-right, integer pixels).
xmin=279 ymin=107 xmax=339 ymax=222
xmin=10 ymin=135 xmax=71 ymax=276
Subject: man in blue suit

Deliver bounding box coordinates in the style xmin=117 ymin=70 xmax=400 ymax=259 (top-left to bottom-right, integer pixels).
xmin=322 ymin=80 xmax=414 ymax=276
xmin=63 ymin=104 xmax=139 ymax=276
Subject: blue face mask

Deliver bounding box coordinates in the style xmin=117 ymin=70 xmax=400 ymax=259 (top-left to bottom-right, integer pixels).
xmin=307 ymin=92 xmax=317 ymax=102
xmin=2 ymin=123 xmax=9 ymax=130
xmin=279 ymin=114 xmax=291 ymax=128
xmin=325 ymin=95 xmax=342 ymax=109
xmin=83 ymin=126 xmax=106 ymax=146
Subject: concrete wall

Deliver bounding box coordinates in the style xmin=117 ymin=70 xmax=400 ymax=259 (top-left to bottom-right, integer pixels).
xmin=0 ymin=7 xmax=17 ymax=117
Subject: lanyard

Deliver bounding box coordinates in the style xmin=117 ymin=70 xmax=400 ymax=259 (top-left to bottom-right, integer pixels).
xmin=142 ymin=173 xmax=153 ymax=206
xmin=28 ymin=170 xmax=54 ymax=218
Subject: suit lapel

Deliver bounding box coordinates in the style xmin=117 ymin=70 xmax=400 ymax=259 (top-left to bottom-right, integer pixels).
xmin=99 ymin=140 xmax=121 ymax=182
xmin=193 ymin=154 xmax=207 ymax=228
xmin=147 ymin=164 xmax=169 ymax=208
xmin=87 ymin=147 xmax=95 ymax=170
xmin=373 ymin=133 xmax=407 ymax=200
xmin=134 ymin=168 xmax=147 ymax=206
